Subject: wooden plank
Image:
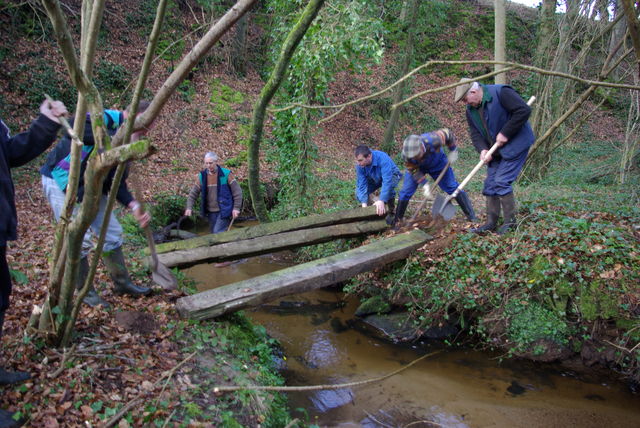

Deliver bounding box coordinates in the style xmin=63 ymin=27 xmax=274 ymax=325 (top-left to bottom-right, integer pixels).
xmin=153 ymin=219 xmax=389 ymax=268
xmin=150 ymin=206 xmax=380 ymax=255
xmin=175 ymin=229 xmax=432 ymax=320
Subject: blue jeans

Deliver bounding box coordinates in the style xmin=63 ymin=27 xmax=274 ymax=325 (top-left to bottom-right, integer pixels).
xmin=42 ymin=175 xmax=124 ymax=257
xmin=207 ymin=211 xmax=231 ymax=234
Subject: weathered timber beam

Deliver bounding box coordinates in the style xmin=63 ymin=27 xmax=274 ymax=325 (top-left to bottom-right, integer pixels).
xmin=152 ymin=219 xmax=388 ymax=268
xmin=150 ymin=206 xmax=380 ymax=255
xmin=175 ymin=229 xmax=432 ymax=320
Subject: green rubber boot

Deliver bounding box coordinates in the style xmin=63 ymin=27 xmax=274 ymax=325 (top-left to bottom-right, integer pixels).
xmin=103 ymin=247 xmax=151 ymax=296
xmin=76 ymin=257 xmax=110 ymax=308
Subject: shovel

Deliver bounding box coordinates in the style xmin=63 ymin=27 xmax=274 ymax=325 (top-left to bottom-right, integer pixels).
xmin=130 ymin=173 xmax=178 ymax=290
xmin=408 ymin=160 xmax=451 ymax=222
xmin=144 ymin=224 xmax=178 ymax=290
xmin=433 ymin=96 xmax=536 ymax=221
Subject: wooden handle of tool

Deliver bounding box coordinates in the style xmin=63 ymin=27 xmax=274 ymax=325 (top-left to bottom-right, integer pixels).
xmin=128 ymin=167 xmax=160 ymax=269
xmin=451 ymin=96 xmax=536 ymax=198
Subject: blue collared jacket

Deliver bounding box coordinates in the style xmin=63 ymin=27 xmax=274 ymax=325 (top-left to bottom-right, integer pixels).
xmin=355 ymin=150 xmax=401 ymax=204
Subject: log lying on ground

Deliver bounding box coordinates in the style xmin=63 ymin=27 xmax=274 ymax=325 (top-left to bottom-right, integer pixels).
xmin=151 ymin=219 xmax=388 ymax=268
xmin=176 ymin=229 xmax=432 ymax=320
xmin=150 ymin=206 xmax=379 ymax=255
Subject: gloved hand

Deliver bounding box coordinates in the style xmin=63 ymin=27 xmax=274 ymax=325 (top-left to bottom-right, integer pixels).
xmin=422 ymin=184 xmax=432 ymax=200
xmin=447 ymin=149 xmax=459 ymax=164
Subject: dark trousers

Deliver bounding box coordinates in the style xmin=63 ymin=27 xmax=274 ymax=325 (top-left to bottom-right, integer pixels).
xmin=0 ymin=245 xmax=11 ymax=313
xmin=483 ymin=149 xmax=529 ymax=196
xmin=207 ymin=212 xmax=231 ymax=234
xmin=0 ymin=245 xmax=11 ymax=337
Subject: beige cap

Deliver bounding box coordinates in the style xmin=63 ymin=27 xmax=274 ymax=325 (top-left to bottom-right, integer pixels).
xmin=454 ymin=78 xmax=474 ymax=102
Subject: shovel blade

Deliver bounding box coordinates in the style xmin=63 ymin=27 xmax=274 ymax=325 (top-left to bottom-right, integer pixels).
xmin=432 ymin=194 xmax=457 ymax=221
xmin=151 ymin=262 xmax=178 ymax=290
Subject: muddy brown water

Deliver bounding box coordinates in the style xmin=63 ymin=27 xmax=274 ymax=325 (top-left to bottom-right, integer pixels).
xmin=185 ymin=253 xmax=640 ymax=428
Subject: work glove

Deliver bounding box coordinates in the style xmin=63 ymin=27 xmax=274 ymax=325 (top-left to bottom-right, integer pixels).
xmin=447 ymin=148 xmax=459 ymax=164
xmin=422 ymin=184 xmax=433 ymax=200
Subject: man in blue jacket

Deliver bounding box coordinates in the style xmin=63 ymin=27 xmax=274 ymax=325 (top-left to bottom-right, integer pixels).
xmin=393 ymin=129 xmax=477 ymax=225
xmin=354 ymin=145 xmax=401 ymax=224
xmin=1 ymin=99 xmax=68 ymax=426
xmin=455 ymin=79 xmax=535 ymax=234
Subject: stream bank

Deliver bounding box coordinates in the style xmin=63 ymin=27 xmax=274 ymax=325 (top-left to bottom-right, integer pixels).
xmin=184 ymin=252 xmax=640 ymax=427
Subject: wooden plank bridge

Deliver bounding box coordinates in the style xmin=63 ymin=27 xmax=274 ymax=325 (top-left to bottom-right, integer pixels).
xmin=149 ymin=207 xmax=433 ymax=320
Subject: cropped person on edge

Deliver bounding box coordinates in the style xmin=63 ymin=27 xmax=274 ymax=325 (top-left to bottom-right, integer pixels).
xmin=454 ymin=78 xmax=534 ymax=234
xmin=184 ymin=152 xmax=242 ymax=234
xmin=1 ymin=99 xmax=67 ymax=427
xmin=392 ymin=129 xmax=477 ymax=225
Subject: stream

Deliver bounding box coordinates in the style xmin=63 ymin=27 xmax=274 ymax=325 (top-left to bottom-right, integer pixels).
xmin=184 ymin=253 xmax=640 ymax=427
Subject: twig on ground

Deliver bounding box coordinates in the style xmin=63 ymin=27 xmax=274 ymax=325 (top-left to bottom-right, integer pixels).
xmin=363 ymin=409 xmax=394 ymax=428
xmin=211 ymin=350 xmax=442 ymax=392
xmin=49 ymin=344 xmax=77 ymax=379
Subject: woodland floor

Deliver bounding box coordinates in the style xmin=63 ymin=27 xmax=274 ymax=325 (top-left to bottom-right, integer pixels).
xmin=1 ymin=2 xmax=636 ymax=425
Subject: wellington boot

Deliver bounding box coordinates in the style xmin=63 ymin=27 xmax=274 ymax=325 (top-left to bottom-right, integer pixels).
xmin=76 ymin=257 xmax=110 ymax=308
xmin=103 ymin=247 xmax=151 ymax=296
xmin=0 ymin=313 xmax=30 ymax=387
xmin=391 ymin=199 xmax=409 ymax=228
xmin=496 ymin=193 xmax=517 ymax=235
xmin=455 ymin=191 xmax=478 ymax=222
xmin=0 ymin=409 xmax=25 ymax=428
xmin=0 ymin=368 xmax=30 ymax=386
xmin=470 ymin=196 xmax=500 ymax=233
xmin=385 ymin=197 xmax=396 ymax=225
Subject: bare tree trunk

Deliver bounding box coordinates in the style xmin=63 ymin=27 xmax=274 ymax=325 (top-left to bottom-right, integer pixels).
xmin=247 ymin=0 xmax=326 ymax=223
xmin=524 ymin=0 xmax=623 ymax=180
xmin=494 ymin=0 xmax=506 ymax=84
xmin=620 ymin=75 xmax=640 ymax=183
xmin=621 ymin=0 xmax=640 ymax=78
xmin=608 ymin=0 xmax=627 ymax=81
xmin=231 ymin=13 xmax=249 ymax=75
xmin=534 ymin=0 xmax=556 ymax=70
xmin=381 ymin=0 xmax=418 ymax=153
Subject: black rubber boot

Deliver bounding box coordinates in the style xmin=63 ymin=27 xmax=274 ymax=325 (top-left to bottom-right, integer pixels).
xmin=385 ymin=197 xmax=396 ymax=225
xmin=76 ymin=257 xmax=110 ymax=308
xmin=390 ymin=199 xmax=409 ymax=229
xmin=0 ymin=408 xmax=25 ymax=427
xmin=0 ymin=368 xmax=30 ymax=386
xmin=0 ymin=311 xmax=30 ymax=387
xmin=103 ymin=247 xmax=151 ymax=296
xmin=496 ymin=193 xmax=517 ymax=235
xmin=471 ymin=196 xmax=500 ymax=233
xmin=455 ymin=191 xmax=478 ymax=222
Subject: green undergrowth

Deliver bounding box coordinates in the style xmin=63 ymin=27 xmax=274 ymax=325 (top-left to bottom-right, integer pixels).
xmin=164 ymin=312 xmax=293 ymax=427
xmin=345 ymin=136 xmax=639 ymax=378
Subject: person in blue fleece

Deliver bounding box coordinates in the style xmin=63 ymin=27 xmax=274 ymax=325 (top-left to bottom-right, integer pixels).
xmin=354 ymin=145 xmax=402 ymax=224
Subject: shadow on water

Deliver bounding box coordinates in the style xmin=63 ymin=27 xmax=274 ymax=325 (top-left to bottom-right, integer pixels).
xmin=185 ymin=253 xmax=640 ymax=428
